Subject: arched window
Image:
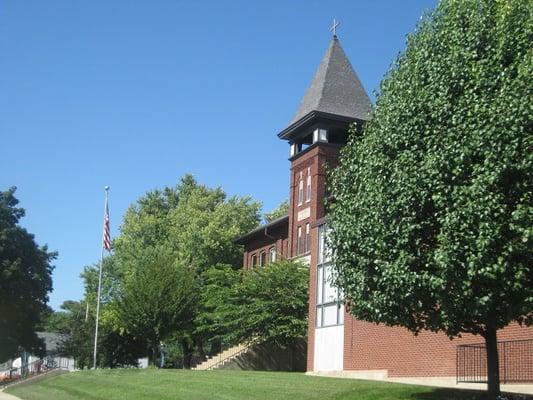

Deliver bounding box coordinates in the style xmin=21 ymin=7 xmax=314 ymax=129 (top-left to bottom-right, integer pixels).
xmin=251 ymin=254 xmax=257 ymax=268
xmin=269 ymin=247 xmax=276 ymax=263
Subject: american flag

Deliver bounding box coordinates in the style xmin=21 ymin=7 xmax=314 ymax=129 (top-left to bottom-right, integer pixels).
xmin=103 ymin=201 xmax=111 ymax=251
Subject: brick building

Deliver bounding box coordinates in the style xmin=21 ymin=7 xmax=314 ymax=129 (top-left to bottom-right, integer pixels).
xmin=236 ymin=34 xmax=532 ymax=381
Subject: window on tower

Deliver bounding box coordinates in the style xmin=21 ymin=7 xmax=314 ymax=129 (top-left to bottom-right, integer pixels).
xmin=305 ymin=223 xmax=310 ymax=253
xmin=298 ymin=179 xmax=304 ymax=206
xmin=306 ymin=168 xmax=312 ymax=203
xmin=316 ymin=224 xmax=344 ymax=328
xmin=297 ymin=226 xmax=303 ymax=255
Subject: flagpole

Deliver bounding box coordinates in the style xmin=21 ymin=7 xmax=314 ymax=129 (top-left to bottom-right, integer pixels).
xmin=93 ymin=186 xmax=109 ymax=369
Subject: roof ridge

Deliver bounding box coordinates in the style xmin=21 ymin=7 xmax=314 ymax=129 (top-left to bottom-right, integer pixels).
xmin=288 ymin=36 xmax=372 ymax=125
xmin=315 ymin=37 xmax=337 ymax=113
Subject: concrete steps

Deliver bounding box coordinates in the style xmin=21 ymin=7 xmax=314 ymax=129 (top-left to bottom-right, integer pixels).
xmin=192 ymin=343 xmax=251 ymax=371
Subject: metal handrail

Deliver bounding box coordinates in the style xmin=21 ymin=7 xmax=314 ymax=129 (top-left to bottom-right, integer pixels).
xmin=195 ymin=340 xmax=258 ymax=370
xmin=202 ymin=340 xmax=256 ymax=371
xmin=0 ymin=357 xmax=70 ymax=387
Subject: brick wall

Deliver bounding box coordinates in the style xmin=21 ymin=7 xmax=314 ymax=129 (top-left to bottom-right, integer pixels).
xmin=288 ymin=143 xmax=341 ymax=260
xmin=240 ymin=137 xmax=532 ymax=378
xmin=343 ymin=317 xmax=533 ymax=377
xmin=296 ymin=144 xmax=533 ymax=377
xmin=241 ymin=223 xmax=289 ymax=270
xmin=287 ymin=143 xmax=341 ymax=372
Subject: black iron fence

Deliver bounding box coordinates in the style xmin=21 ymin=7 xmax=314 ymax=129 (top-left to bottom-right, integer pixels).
xmin=457 ymin=339 xmax=533 ymax=384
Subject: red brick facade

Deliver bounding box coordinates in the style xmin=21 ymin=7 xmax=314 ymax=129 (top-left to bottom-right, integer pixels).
xmin=298 ymin=141 xmax=533 ymax=375
xmin=236 ymin=35 xmax=532 ymax=379
xmin=288 ymin=143 xmax=340 ymax=259
xmin=238 ymin=217 xmax=289 ymax=270
xmin=240 ymin=137 xmax=533 ymax=377
xmin=287 ymin=143 xmax=342 ymax=373
xmin=343 ymin=319 xmax=533 ymax=377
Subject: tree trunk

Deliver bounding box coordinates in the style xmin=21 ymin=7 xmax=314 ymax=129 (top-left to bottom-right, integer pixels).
xmin=150 ymin=344 xmax=159 ymax=367
xmin=181 ymin=339 xmax=192 ymax=369
xmin=211 ymin=338 xmax=221 ymax=357
xmin=484 ymin=326 xmax=501 ymax=400
xmin=196 ymin=338 xmax=205 ymax=360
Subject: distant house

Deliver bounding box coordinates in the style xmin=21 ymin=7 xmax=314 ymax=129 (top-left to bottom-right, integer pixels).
xmin=36 ymin=332 xmax=69 ymax=357
xmin=1 ymin=332 xmax=75 ymax=382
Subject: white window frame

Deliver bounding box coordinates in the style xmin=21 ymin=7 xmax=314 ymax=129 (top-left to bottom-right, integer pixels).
xmin=297 ymin=226 xmax=303 ymax=255
xmin=316 ymin=224 xmax=343 ymax=328
xmin=306 ymin=173 xmax=312 ymax=203
xmin=269 ymin=246 xmax=276 ymax=263
xmin=259 ymin=251 xmax=267 ymax=267
xmin=305 ymin=223 xmax=310 ymax=253
xmin=251 ymin=254 xmax=258 ymax=268
xmin=298 ymin=180 xmax=304 ymax=206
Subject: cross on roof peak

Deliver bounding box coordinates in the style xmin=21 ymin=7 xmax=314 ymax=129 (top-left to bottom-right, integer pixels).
xmin=330 ymin=18 xmax=340 ymax=37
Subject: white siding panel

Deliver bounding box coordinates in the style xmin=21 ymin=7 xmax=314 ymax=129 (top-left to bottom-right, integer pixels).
xmin=314 ymin=325 xmax=344 ymax=371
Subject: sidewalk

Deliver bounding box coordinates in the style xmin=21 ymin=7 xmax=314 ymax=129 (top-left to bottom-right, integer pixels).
xmin=0 ymin=390 xmax=21 ymax=400
xmin=308 ymin=371 xmax=533 ymax=396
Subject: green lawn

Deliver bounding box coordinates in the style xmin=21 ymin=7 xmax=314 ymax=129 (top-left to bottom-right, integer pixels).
xmin=3 ymin=369 xmax=509 ymax=400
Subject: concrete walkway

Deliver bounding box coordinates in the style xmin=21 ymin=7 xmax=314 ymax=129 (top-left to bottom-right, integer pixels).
xmin=0 ymin=390 xmax=22 ymax=400
xmin=308 ymin=371 xmax=533 ymax=396
xmin=388 ymin=377 xmax=533 ymax=396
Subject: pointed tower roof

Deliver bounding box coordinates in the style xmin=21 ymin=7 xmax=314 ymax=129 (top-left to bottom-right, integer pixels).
xmin=292 ymin=36 xmax=371 ymax=124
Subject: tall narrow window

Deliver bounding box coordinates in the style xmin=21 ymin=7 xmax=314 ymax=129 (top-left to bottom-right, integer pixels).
xmin=305 ymin=223 xmax=310 ymax=253
xmin=251 ymin=254 xmax=257 ymax=268
xmin=269 ymin=247 xmax=276 ymax=263
xmin=298 ymin=180 xmax=304 ymax=206
xmin=306 ymin=173 xmax=312 ymax=203
xmin=316 ymin=224 xmax=343 ymax=328
xmin=259 ymin=251 xmax=267 ymax=267
xmin=297 ymin=226 xmax=303 ymax=255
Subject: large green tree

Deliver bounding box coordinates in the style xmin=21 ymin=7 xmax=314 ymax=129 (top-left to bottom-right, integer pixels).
xmin=42 ymin=299 xmax=144 ymax=369
xmin=89 ymin=175 xmax=261 ymax=366
xmin=114 ymin=175 xmax=261 ymax=274
xmin=197 ymin=261 xmax=309 ymax=348
xmin=114 ymin=249 xmax=197 ymax=365
xmin=194 ymin=264 xmax=241 ymax=356
xmin=231 ymin=260 xmax=309 ymax=347
xmin=329 ymin=1 xmax=532 ymax=398
xmin=0 ymin=187 xmax=55 ymax=362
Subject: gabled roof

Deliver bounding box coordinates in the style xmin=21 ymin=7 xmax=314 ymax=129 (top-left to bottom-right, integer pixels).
xmin=234 ymin=215 xmax=289 ymax=245
xmin=290 ymin=36 xmax=372 ymax=125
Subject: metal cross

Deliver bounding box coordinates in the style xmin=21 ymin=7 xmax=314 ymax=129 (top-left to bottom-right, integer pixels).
xmin=330 ymin=18 xmax=340 ymax=37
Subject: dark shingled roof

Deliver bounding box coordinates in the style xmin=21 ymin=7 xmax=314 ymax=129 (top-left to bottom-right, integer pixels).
xmin=234 ymin=214 xmax=289 ymax=245
xmin=37 ymin=332 xmax=69 ymax=355
xmin=290 ymin=36 xmax=372 ymax=124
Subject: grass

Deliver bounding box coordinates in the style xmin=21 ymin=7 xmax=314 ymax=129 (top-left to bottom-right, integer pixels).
xmin=4 ymin=369 xmax=518 ymax=400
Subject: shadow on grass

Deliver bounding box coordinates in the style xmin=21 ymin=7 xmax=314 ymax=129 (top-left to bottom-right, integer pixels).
xmin=411 ymin=388 xmax=533 ymax=400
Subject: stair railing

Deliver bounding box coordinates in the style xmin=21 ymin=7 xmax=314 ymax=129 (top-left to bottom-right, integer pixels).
xmin=0 ymin=357 xmax=69 ymax=388
xmin=205 ymin=340 xmax=256 ymax=370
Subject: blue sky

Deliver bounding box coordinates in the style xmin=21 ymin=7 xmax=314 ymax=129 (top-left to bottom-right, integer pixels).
xmin=0 ymin=0 xmax=437 ymax=310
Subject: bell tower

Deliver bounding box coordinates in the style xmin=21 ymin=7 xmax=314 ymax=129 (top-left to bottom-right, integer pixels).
xmin=279 ymin=29 xmax=372 ymax=372
xmin=279 ymin=33 xmax=371 ymax=262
